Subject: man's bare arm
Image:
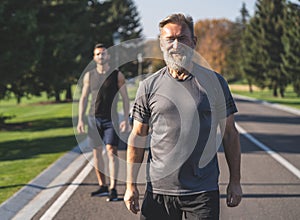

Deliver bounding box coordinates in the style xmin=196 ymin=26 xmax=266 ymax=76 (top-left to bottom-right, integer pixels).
xmin=77 ymin=72 xmax=90 ymax=133
xmin=221 ymin=114 xmax=242 ymax=207
xmin=124 ymin=120 xmax=149 ymax=214
xmin=118 ymin=71 xmax=130 ymax=132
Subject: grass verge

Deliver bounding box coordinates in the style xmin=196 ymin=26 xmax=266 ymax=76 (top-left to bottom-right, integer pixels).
xmin=229 ymin=84 xmax=300 ymax=110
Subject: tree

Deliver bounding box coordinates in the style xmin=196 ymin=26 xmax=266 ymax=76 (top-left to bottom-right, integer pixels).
xmin=36 ymin=0 xmax=143 ymax=102
xmin=0 ymin=0 xmax=143 ymax=103
xmin=238 ymin=2 xmax=255 ymax=92
xmin=223 ymin=21 xmax=244 ymax=83
xmin=36 ymin=0 xmax=92 ymax=102
xmin=109 ymin=0 xmax=143 ymax=78
xmin=0 ymin=0 xmax=42 ymax=103
xmin=195 ymin=19 xmax=233 ymax=77
xmin=242 ymin=0 xmax=288 ymax=97
xmin=281 ymin=2 xmax=300 ymax=96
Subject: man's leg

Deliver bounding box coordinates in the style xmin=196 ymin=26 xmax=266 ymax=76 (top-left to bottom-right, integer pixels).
xmin=90 ymin=146 xmax=109 ymax=197
xmin=93 ymin=146 xmax=106 ymax=186
xmin=106 ymin=144 xmax=118 ymax=189
xmin=105 ymin=144 xmax=119 ymax=201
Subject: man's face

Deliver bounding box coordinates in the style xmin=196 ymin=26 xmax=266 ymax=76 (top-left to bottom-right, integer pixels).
xmin=160 ymin=23 xmax=196 ymax=72
xmin=93 ymin=47 xmax=109 ymax=65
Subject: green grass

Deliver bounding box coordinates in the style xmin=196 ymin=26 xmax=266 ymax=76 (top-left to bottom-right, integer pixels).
xmin=230 ymin=84 xmax=300 ymax=110
xmin=0 ymin=100 xmax=78 ymax=204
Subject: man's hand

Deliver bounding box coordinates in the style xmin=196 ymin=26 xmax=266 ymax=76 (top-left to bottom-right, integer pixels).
xmin=124 ymin=186 xmax=140 ymax=214
xmin=226 ymin=182 xmax=242 ymax=207
xmin=119 ymin=120 xmax=129 ymax=133
xmin=77 ymin=120 xmax=85 ymax=134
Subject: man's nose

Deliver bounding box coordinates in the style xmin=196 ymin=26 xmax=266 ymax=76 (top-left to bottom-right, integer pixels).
xmin=172 ymin=38 xmax=179 ymax=49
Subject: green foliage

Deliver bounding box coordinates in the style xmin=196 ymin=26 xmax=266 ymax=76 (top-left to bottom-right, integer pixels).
xmin=223 ymin=21 xmax=244 ymax=82
xmin=0 ymin=0 xmax=142 ymax=103
xmin=240 ymin=0 xmax=299 ymax=97
xmin=281 ymin=2 xmax=300 ymax=96
xmin=0 ymin=0 xmax=43 ymax=103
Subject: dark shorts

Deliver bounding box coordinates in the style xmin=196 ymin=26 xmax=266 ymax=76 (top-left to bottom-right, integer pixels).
xmin=140 ymin=190 xmax=220 ymax=220
xmin=87 ymin=116 xmax=119 ymax=148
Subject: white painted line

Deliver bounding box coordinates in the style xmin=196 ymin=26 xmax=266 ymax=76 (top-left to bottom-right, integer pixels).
xmin=236 ymin=123 xmax=300 ymax=179
xmin=40 ymin=154 xmax=94 ymax=220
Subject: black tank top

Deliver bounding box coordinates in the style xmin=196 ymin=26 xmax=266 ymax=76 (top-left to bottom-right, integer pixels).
xmin=88 ymin=69 xmax=119 ymax=120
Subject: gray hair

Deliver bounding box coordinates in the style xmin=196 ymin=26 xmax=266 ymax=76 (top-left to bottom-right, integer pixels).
xmin=159 ymin=13 xmax=194 ymax=38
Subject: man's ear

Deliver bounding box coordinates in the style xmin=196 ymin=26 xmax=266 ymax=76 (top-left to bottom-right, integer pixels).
xmin=159 ymin=36 xmax=164 ymax=52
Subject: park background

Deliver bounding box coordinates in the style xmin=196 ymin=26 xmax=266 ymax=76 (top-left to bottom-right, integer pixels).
xmin=0 ymin=0 xmax=299 ymax=204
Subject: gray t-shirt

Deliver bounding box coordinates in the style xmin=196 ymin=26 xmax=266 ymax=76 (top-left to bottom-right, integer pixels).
xmin=132 ymin=64 xmax=237 ymax=195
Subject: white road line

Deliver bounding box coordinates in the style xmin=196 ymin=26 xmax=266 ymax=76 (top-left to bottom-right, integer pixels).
xmin=40 ymin=153 xmax=94 ymax=220
xmin=236 ymin=123 xmax=300 ymax=179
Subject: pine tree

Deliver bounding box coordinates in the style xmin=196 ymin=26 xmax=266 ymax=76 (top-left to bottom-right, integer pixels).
xmin=241 ymin=15 xmax=268 ymax=90
xmin=239 ymin=2 xmax=256 ymax=92
xmin=281 ymin=2 xmax=300 ymax=96
xmin=242 ymin=0 xmax=288 ymax=97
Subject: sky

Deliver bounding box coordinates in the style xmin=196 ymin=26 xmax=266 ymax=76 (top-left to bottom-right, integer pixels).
xmin=134 ymin=0 xmax=257 ymax=38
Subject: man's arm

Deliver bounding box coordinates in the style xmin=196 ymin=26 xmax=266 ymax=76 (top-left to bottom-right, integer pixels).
xmin=221 ymin=114 xmax=242 ymax=207
xmin=117 ymin=71 xmax=130 ymax=132
xmin=124 ymin=120 xmax=149 ymax=214
xmin=77 ymin=72 xmax=90 ymax=133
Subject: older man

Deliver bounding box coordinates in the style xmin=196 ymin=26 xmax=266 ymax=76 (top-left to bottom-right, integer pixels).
xmin=124 ymin=14 xmax=242 ymax=219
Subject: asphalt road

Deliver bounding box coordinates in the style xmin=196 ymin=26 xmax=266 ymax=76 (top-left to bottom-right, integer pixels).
xmin=15 ymin=96 xmax=300 ymax=220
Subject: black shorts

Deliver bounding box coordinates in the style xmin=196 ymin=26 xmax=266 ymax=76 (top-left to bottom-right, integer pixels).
xmin=87 ymin=116 xmax=119 ymax=148
xmin=140 ymin=190 xmax=220 ymax=220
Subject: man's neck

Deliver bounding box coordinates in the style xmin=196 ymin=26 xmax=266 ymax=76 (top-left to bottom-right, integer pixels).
xmin=96 ymin=64 xmax=109 ymax=74
xmin=168 ymin=62 xmax=193 ymax=80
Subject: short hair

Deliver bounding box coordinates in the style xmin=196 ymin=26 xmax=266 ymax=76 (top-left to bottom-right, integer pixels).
xmin=159 ymin=13 xmax=194 ymax=38
xmin=94 ymin=43 xmax=106 ymax=50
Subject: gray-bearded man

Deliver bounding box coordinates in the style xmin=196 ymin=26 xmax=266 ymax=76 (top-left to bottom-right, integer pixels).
xmin=124 ymin=13 xmax=242 ymax=220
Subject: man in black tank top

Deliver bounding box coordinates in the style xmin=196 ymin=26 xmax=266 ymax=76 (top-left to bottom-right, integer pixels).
xmin=77 ymin=43 xmax=129 ymax=201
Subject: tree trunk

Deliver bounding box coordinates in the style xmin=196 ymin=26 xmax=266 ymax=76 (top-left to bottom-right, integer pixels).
xmin=17 ymin=95 xmax=21 ymax=104
xmin=55 ymin=91 xmax=61 ymax=102
xmin=280 ymin=86 xmax=285 ymax=98
xmin=248 ymin=81 xmax=253 ymax=93
xmin=273 ymin=85 xmax=278 ymax=97
xmin=65 ymin=85 xmax=72 ymax=102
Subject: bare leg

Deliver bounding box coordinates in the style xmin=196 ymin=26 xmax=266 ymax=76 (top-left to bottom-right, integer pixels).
xmin=106 ymin=144 xmax=118 ymax=189
xmin=93 ymin=146 xmax=106 ymax=186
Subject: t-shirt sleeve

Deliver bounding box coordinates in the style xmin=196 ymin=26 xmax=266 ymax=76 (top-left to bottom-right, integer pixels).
xmin=216 ymin=75 xmax=238 ymax=118
xmin=132 ymin=81 xmax=151 ymax=124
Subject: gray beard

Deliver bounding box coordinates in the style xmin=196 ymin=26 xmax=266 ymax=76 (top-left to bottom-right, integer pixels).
xmin=163 ymin=50 xmax=193 ymax=72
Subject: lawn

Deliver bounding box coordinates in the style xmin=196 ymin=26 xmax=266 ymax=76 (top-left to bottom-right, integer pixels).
xmin=229 ymin=84 xmax=300 ymax=110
